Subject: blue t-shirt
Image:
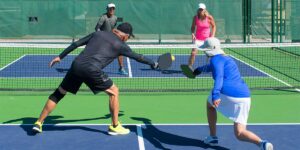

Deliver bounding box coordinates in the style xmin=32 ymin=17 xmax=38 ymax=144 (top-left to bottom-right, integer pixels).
xmin=195 ymin=54 xmax=250 ymax=101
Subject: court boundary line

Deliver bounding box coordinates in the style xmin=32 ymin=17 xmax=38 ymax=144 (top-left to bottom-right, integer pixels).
xmin=0 ymin=55 xmax=26 ymax=71
xmin=2 ymin=123 xmax=300 ymax=126
xmin=229 ymin=55 xmax=298 ymax=90
xmin=136 ymin=124 xmax=145 ymax=150
xmin=127 ymin=57 xmax=133 ymax=78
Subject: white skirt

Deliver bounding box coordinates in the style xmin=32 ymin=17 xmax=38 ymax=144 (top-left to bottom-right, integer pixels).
xmin=208 ymin=94 xmax=251 ymax=125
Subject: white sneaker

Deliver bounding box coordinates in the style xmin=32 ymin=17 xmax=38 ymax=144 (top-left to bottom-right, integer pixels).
xmin=260 ymin=140 xmax=273 ymax=150
xmin=204 ymin=136 xmax=218 ymax=146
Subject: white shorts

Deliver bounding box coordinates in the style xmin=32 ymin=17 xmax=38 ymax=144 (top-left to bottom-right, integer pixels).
xmin=194 ymin=40 xmax=204 ymax=49
xmin=208 ymin=94 xmax=251 ymax=125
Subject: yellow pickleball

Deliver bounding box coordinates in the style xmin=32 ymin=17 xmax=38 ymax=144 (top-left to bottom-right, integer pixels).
xmin=171 ymin=55 xmax=175 ymax=61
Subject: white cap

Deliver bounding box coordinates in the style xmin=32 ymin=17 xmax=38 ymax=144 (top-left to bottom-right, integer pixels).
xmin=107 ymin=3 xmax=116 ymax=8
xmin=198 ymin=37 xmax=225 ymax=56
xmin=199 ymin=3 xmax=206 ymax=9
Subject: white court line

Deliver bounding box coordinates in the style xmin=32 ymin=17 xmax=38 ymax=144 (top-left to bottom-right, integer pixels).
xmin=230 ymin=55 xmax=275 ymax=78
xmin=127 ymin=57 xmax=133 ymax=78
xmin=0 ymin=55 xmax=26 ymax=71
xmin=2 ymin=123 xmax=300 ymax=126
xmin=230 ymin=55 xmax=300 ymax=91
xmin=136 ymin=124 xmax=146 ymax=150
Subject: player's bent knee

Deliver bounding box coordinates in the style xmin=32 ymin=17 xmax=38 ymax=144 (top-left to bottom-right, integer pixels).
xmin=112 ymin=86 xmax=119 ymax=96
xmin=106 ymin=84 xmax=119 ymax=96
xmin=49 ymin=88 xmax=66 ymax=104
xmin=234 ymin=131 xmax=244 ymax=141
xmin=58 ymin=86 xmax=67 ymax=94
xmin=234 ymin=126 xmax=246 ymax=140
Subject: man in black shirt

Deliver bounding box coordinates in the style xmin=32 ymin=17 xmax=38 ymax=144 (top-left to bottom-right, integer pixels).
xmin=95 ymin=3 xmax=128 ymax=75
xmin=32 ymin=23 xmax=157 ymax=135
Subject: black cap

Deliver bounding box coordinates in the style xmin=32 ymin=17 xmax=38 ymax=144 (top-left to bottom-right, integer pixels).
xmin=117 ymin=22 xmax=135 ymax=38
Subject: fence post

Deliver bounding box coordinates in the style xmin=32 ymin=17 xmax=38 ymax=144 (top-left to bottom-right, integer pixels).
xmin=271 ymin=0 xmax=275 ymax=43
xmin=280 ymin=0 xmax=283 ymax=43
xmin=242 ymin=0 xmax=247 ymax=43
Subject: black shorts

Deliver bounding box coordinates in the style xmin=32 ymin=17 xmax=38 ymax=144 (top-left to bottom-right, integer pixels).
xmin=60 ymin=67 xmax=113 ymax=94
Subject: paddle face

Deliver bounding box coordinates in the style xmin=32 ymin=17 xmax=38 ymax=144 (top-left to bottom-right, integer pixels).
xmin=180 ymin=64 xmax=196 ymax=79
xmin=158 ymin=53 xmax=172 ymax=70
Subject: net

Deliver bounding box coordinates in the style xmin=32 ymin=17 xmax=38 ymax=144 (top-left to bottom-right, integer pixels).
xmin=0 ymin=43 xmax=299 ymax=92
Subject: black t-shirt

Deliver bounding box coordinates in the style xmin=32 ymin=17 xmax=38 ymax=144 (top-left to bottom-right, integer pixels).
xmin=59 ymin=31 xmax=155 ymax=71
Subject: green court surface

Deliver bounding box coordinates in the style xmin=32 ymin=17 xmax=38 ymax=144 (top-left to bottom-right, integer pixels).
xmin=1 ymin=90 xmax=300 ymax=125
xmin=1 ymin=47 xmax=299 ymax=149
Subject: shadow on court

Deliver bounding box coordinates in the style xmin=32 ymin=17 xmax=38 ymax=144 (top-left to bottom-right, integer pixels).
xmin=20 ymin=124 xmax=109 ymax=136
xmin=55 ymin=68 xmax=69 ymax=73
xmin=3 ymin=112 xmax=125 ymax=136
xmin=140 ymin=68 xmax=183 ymax=74
xmin=56 ymin=68 xmax=128 ymax=76
xmin=131 ymin=117 xmax=229 ymax=150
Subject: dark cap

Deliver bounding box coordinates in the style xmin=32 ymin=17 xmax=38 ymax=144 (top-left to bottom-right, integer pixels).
xmin=117 ymin=22 xmax=135 ymax=38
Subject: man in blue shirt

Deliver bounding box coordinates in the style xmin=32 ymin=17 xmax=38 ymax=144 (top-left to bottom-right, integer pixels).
xmin=193 ymin=37 xmax=273 ymax=150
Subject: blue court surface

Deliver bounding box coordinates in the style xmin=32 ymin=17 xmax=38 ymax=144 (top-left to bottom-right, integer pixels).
xmin=0 ymin=54 xmax=268 ymax=78
xmin=1 ymin=123 xmax=299 ymax=150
